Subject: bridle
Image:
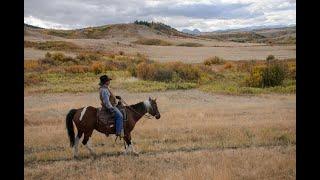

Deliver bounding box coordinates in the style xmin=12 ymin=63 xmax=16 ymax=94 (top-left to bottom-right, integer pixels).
xmin=120 ymin=98 xmax=154 ymax=119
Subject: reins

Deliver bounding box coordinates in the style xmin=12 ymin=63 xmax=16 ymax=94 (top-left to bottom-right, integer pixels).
xmin=120 ymin=98 xmax=153 ymax=119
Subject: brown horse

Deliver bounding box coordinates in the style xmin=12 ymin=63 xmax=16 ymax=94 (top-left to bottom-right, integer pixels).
xmin=65 ymin=97 xmax=160 ymax=158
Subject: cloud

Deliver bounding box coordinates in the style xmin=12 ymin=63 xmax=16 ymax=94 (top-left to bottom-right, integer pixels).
xmin=24 ymin=0 xmax=296 ymax=31
xmin=138 ymin=2 xmax=262 ymax=19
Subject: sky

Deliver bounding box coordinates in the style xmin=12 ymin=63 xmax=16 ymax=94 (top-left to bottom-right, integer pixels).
xmin=24 ymin=0 xmax=296 ymax=32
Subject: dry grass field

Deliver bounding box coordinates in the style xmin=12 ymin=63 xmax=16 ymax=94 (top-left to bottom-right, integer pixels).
xmin=24 ymin=39 xmax=295 ymax=63
xmin=24 ymin=22 xmax=296 ymax=179
xmin=24 ymin=90 xmax=295 ymax=179
xmin=123 ymin=44 xmax=295 ymax=63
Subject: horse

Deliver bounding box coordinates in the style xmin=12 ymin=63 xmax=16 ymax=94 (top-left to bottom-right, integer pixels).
xmin=65 ymin=97 xmax=161 ymax=158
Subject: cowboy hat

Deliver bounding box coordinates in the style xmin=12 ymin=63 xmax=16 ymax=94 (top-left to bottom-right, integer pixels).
xmin=99 ymin=75 xmax=112 ymax=85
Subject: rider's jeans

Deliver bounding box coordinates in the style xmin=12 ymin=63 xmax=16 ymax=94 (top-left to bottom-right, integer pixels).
xmin=113 ymin=107 xmax=123 ymax=135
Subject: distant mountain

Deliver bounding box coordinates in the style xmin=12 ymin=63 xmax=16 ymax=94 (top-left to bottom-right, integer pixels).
xmin=182 ymin=29 xmax=201 ymax=35
xmin=207 ymin=24 xmax=296 ymax=33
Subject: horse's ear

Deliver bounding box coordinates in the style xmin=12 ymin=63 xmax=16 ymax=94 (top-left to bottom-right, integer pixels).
xmin=154 ymin=98 xmax=157 ymax=102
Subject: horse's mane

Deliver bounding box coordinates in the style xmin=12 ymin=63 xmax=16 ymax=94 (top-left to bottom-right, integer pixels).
xmin=128 ymin=102 xmax=145 ymax=110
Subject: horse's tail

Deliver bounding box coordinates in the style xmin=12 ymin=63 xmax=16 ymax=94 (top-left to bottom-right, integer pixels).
xmin=66 ymin=109 xmax=77 ymax=147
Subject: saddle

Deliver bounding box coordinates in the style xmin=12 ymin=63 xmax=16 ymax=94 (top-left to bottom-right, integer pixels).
xmin=97 ymin=101 xmax=127 ymax=130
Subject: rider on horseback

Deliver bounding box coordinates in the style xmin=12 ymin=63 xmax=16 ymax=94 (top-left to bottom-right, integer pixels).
xmin=99 ymin=75 xmax=124 ymax=138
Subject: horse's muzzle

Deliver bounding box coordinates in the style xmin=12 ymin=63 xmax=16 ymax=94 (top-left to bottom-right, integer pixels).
xmin=155 ymin=114 xmax=161 ymax=119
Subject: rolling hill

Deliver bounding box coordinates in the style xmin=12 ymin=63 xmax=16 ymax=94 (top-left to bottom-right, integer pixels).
xmin=24 ymin=22 xmax=191 ymax=40
xmin=199 ymin=26 xmax=296 ymax=44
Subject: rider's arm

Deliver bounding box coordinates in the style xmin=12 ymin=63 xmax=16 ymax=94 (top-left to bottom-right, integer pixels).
xmin=101 ymin=89 xmax=113 ymax=109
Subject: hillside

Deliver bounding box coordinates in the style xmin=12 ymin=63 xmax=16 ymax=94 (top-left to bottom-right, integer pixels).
xmin=24 ymin=22 xmax=295 ymax=44
xmin=200 ymin=26 xmax=296 ymax=44
xmin=24 ymin=22 xmax=191 ymax=40
xmin=24 ymin=22 xmax=296 ymax=62
xmin=24 ymin=23 xmax=43 ymax=29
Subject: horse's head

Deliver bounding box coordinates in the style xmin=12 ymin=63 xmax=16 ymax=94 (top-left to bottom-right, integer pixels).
xmin=145 ymin=97 xmax=161 ymax=119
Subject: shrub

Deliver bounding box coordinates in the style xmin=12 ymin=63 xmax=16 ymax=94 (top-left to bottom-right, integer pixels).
xmin=76 ymin=53 xmax=101 ymax=62
xmin=287 ymin=63 xmax=296 ymax=79
xmin=40 ymin=52 xmax=71 ymax=66
xmin=45 ymin=52 xmax=52 ymax=58
xmin=119 ymin=51 xmax=125 ymax=55
xmin=51 ymin=52 xmax=65 ymax=61
xmin=224 ymin=62 xmax=233 ymax=69
xmin=24 ymin=74 xmax=44 ymax=86
xmin=45 ymin=67 xmax=65 ymax=73
xmin=204 ymin=56 xmax=225 ymax=65
xmin=266 ymin=55 xmax=275 ymax=62
xmin=261 ymin=62 xmax=288 ymax=87
xmin=24 ymin=60 xmax=41 ymax=72
xmin=166 ymin=62 xmax=201 ymax=82
xmin=245 ymin=62 xmax=288 ymax=87
xmin=236 ymin=60 xmax=258 ymax=72
xmin=65 ymin=65 xmax=90 ymax=73
xmin=104 ymin=60 xmax=127 ymax=71
xmin=244 ymin=66 xmax=264 ymax=87
xmin=152 ymin=66 xmax=174 ymax=82
xmin=136 ymin=62 xmax=175 ymax=82
xmin=136 ymin=62 xmax=157 ymax=80
xmin=24 ymin=41 xmax=81 ymax=51
xmin=132 ymin=53 xmax=151 ymax=64
xmin=40 ymin=52 xmax=79 ymax=66
xmin=91 ymin=61 xmax=104 ymax=74
xmin=114 ymin=55 xmax=129 ymax=61
xmin=127 ymin=65 xmax=137 ymax=77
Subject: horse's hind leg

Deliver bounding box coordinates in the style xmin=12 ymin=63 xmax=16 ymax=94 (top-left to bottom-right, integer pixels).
xmin=73 ymin=131 xmax=83 ymax=158
xmin=82 ymin=130 xmax=96 ymax=157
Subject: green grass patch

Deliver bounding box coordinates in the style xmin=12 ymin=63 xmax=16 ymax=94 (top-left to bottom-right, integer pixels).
xmin=177 ymin=42 xmax=203 ymax=47
xmin=133 ymin=38 xmax=172 ymax=46
xmin=24 ymin=71 xmax=131 ymax=94
xmin=122 ymin=80 xmax=197 ymax=92
xmin=199 ymin=82 xmax=295 ymax=95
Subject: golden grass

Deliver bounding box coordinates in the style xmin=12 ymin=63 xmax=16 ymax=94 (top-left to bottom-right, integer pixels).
xmin=24 ymin=90 xmax=296 ymax=179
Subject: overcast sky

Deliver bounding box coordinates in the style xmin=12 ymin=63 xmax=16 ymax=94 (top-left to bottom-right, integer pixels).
xmin=24 ymin=0 xmax=296 ymax=32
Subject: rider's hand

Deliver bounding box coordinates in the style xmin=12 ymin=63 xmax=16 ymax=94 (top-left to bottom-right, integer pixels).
xmin=108 ymin=107 xmax=114 ymax=113
xmin=115 ymin=96 xmax=121 ymax=99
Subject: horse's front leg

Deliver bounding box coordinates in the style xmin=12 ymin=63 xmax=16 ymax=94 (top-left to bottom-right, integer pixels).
xmin=124 ymin=133 xmax=138 ymax=156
